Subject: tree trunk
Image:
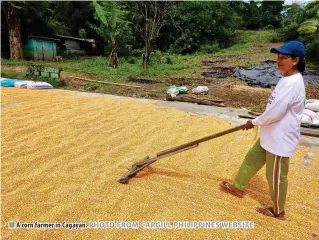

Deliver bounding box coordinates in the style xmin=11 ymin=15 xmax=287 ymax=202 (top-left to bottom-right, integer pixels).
xmin=112 ymin=49 xmax=118 ymax=68
xmin=110 ymin=41 xmax=118 ymax=68
xmin=7 ymin=4 xmax=23 ymax=60
xmin=143 ymin=40 xmax=151 ymax=68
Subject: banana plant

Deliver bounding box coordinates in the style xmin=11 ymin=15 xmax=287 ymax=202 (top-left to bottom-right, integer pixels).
xmin=92 ymin=1 xmax=131 ymax=68
xmin=298 ymin=18 xmax=319 ymax=35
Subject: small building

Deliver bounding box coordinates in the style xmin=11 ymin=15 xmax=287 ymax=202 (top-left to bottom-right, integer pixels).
xmin=54 ymin=34 xmax=96 ymax=55
xmin=24 ymin=36 xmax=60 ymax=61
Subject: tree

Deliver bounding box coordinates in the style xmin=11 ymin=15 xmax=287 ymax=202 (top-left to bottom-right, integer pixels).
xmin=281 ymin=1 xmax=319 ymax=60
xmin=92 ymin=1 xmax=131 ymax=68
xmin=130 ymin=1 xmax=175 ymax=67
xmin=47 ymin=2 xmax=96 ymax=36
xmin=298 ymin=1 xmax=319 ymax=35
xmin=298 ymin=1 xmax=319 ymax=60
xmin=2 ymin=2 xmax=24 ymax=60
xmin=260 ymin=1 xmax=283 ymax=28
xmin=281 ymin=3 xmax=304 ymax=40
xmin=169 ymin=1 xmax=237 ymax=54
xmin=243 ymin=1 xmax=263 ymax=30
xmin=298 ymin=19 xmax=319 ymax=35
xmin=1 ymin=1 xmax=70 ymax=59
xmin=229 ymin=1 xmax=248 ymax=29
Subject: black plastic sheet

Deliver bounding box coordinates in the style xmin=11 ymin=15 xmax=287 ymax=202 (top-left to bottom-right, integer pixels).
xmin=233 ymin=61 xmax=319 ymax=87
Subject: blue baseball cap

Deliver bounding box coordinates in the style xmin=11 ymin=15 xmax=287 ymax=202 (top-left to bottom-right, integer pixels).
xmin=270 ymin=40 xmax=305 ymax=57
xmin=270 ymin=40 xmax=306 ymax=72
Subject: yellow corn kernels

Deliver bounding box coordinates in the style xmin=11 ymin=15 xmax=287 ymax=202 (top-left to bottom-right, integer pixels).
xmin=1 ymin=87 xmax=318 ymax=239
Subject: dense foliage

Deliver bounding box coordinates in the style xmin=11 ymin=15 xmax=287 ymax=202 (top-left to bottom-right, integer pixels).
xmin=1 ymin=1 xmax=318 ymax=63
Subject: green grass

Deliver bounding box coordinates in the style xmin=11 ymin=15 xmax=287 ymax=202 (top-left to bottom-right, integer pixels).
xmin=213 ymin=43 xmax=253 ymax=56
xmin=235 ymin=30 xmax=280 ymax=44
xmin=1 ymin=53 xmax=202 ymax=83
xmin=0 ymin=69 xmax=25 ymax=79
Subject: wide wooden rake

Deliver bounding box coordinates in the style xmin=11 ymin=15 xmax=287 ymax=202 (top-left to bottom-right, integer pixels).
xmin=118 ymin=124 xmax=246 ymax=184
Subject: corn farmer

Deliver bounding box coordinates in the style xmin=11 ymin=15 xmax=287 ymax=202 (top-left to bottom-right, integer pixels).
xmin=220 ymin=41 xmax=306 ymax=220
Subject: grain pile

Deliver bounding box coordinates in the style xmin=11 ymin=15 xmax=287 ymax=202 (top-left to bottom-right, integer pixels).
xmin=1 ymin=87 xmax=318 ymax=240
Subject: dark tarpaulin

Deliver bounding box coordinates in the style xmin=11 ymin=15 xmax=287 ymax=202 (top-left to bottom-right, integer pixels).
xmin=233 ymin=61 xmax=319 ymax=87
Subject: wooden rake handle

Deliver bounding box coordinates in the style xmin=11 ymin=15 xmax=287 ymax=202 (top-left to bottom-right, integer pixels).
xmin=156 ymin=124 xmax=246 ymax=156
xmin=118 ymin=124 xmax=246 ymax=184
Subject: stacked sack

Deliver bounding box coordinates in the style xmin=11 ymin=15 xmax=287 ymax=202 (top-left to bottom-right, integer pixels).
xmin=14 ymin=81 xmax=35 ymax=88
xmin=301 ymin=99 xmax=319 ymax=128
xmin=1 ymin=78 xmax=53 ymax=89
xmin=14 ymin=81 xmax=53 ymax=89
xmin=0 ymin=78 xmax=22 ymax=87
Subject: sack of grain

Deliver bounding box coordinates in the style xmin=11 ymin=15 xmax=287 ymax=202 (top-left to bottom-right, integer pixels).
xmin=301 ymin=115 xmax=312 ymax=126
xmin=192 ymin=86 xmax=209 ymax=94
xmin=312 ymin=113 xmax=319 ymax=127
xmin=305 ymin=99 xmax=319 ymax=112
xmin=303 ymin=109 xmax=317 ymax=120
xmin=167 ymin=86 xmax=179 ymax=98
xmin=27 ymin=82 xmax=54 ymax=89
xmin=176 ymin=86 xmax=188 ymax=93
xmin=14 ymin=81 xmax=35 ymax=88
xmin=1 ymin=79 xmax=23 ymax=87
xmin=167 ymin=85 xmax=188 ymax=97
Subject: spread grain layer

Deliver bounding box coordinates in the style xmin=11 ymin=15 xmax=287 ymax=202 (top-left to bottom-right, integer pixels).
xmin=1 ymin=87 xmax=318 ymax=240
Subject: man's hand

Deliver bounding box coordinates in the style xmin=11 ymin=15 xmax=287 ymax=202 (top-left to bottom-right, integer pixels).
xmin=243 ymin=120 xmax=254 ymax=130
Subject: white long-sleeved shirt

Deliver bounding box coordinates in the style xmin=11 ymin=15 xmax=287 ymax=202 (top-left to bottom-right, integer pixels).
xmin=252 ymin=72 xmax=305 ymax=157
